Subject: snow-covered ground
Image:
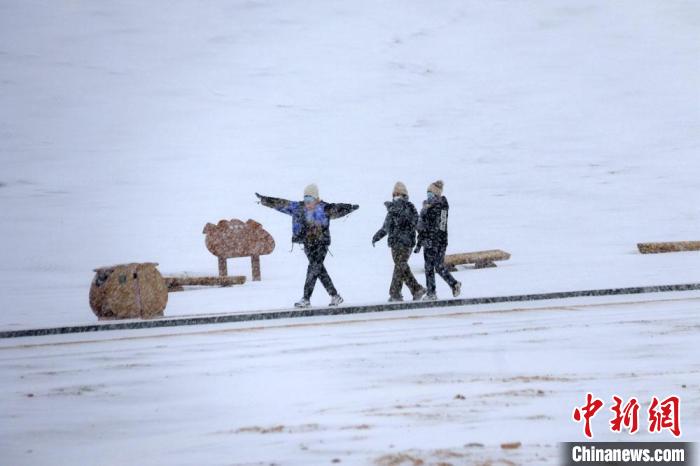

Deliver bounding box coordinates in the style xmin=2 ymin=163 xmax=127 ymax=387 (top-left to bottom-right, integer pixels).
xmin=1 ymin=0 xmax=699 ymax=329
xmin=1 ymin=1 xmax=699 ymax=464
xmin=1 ymin=297 xmax=698 ymax=465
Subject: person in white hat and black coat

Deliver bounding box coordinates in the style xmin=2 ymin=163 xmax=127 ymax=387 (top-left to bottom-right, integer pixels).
xmin=415 ymin=180 xmax=461 ymax=300
xmin=372 ymin=181 xmax=427 ymax=302
xmin=256 ymin=184 xmax=359 ymax=308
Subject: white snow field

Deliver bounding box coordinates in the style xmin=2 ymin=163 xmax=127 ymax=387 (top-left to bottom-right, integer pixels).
xmin=1 ymin=297 xmax=699 ymax=465
xmin=1 ymin=0 xmax=699 ymax=329
xmin=1 ymin=0 xmax=699 ymax=464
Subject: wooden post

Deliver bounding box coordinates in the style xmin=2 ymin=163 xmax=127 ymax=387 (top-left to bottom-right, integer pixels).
xmin=637 ymin=241 xmax=700 ymax=254
xmin=163 ymin=275 xmax=246 ymax=290
xmin=474 ymin=260 xmax=496 ymax=269
xmin=444 ymin=250 xmax=511 ymax=269
xmin=218 ymin=257 xmax=228 ymax=277
xmin=251 ymin=255 xmax=261 ymax=281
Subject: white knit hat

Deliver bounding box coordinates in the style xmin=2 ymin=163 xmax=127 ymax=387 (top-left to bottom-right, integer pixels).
xmin=393 ymin=181 xmax=408 ymax=197
xmin=427 ymin=180 xmax=444 ymax=196
xmin=304 ymin=183 xmax=319 ymax=199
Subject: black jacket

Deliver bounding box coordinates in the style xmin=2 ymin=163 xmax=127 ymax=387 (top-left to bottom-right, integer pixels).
xmin=257 ymin=194 xmax=358 ymax=245
xmin=417 ymin=196 xmax=449 ymax=249
xmin=373 ymin=197 xmax=418 ymax=249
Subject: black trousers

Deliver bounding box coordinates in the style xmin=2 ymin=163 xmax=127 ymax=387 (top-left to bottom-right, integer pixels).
xmin=303 ymin=243 xmax=337 ymax=299
xmin=424 ymin=245 xmax=457 ymax=294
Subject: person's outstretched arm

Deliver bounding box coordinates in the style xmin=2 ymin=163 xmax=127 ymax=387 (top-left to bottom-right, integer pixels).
xmin=255 ymin=193 xmax=297 ymax=215
xmin=325 ymin=202 xmax=359 ymax=220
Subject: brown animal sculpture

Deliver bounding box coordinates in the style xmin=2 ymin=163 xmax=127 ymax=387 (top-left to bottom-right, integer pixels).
xmin=203 ymin=219 xmax=275 ymax=281
xmin=89 ymin=263 xmax=168 ymax=320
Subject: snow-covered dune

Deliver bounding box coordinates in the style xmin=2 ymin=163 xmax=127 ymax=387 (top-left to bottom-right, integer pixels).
xmin=1 ymin=0 xmax=698 ymax=328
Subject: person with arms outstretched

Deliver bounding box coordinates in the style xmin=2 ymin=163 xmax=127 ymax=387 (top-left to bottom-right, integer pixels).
xmin=257 ymin=184 xmax=359 ymax=308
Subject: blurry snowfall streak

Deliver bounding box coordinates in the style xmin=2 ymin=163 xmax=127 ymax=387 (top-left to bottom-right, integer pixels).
xmin=89 ymin=263 xmax=168 ymax=320
xmin=203 ymin=219 xmax=275 ymax=280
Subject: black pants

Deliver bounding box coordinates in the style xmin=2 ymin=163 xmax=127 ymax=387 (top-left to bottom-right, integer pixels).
xmin=424 ymin=245 xmax=457 ymax=294
xmin=303 ymin=243 xmax=337 ymax=299
xmin=390 ymin=246 xmax=423 ymax=298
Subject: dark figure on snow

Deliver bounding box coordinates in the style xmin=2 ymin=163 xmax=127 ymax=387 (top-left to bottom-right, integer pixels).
xmin=372 ymin=182 xmax=427 ymax=302
xmin=415 ymin=180 xmax=461 ymax=300
xmin=256 ymin=184 xmax=359 ymax=308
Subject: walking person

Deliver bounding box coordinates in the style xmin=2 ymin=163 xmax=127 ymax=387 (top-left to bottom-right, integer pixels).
xmin=372 ymin=182 xmax=426 ymax=302
xmin=415 ymin=180 xmax=461 ymax=300
xmin=256 ymin=184 xmax=359 ymax=308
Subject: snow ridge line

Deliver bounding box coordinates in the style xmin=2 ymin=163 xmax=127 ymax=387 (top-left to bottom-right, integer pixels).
xmin=1 ymin=282 xmax=699 ymax=339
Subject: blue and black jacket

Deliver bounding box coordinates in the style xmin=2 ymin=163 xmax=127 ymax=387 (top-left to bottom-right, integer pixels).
xmin=257 ymin=194 xmax=358 ymax=246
